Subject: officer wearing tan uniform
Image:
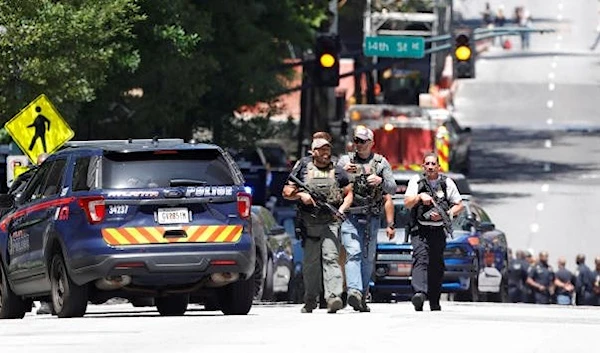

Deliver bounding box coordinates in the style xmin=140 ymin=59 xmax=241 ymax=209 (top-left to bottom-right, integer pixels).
xmin=283 ymin=136 xmax=353 ymax=313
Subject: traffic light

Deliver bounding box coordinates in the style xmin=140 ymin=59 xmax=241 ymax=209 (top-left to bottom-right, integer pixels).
xmin=314 ymin=34 xmax=340 ymax=87
xmin=452 ymin=29 xmax=475 ymax=79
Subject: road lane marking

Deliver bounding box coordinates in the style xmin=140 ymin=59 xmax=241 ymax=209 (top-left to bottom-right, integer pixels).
xmin=557 ymin=14 xmax=563 ymax=21
xmin=546 ymin=118 xmax=554 ymax=125
xmin=549 ymin=83 xmax=556 ymax=91
xmin=547 ymin=100 xmax=554 ymax=109
xmin=548 ymin=72 xmax=555 ymax=80
xmin=543 ymin=163 xmax=552 ymax=172
xmin=541 ymin=184 xmax=550 ymax=192
xmin=530 ymin=223 xmax=540 ymax=233
xmin=536 ymin=203 xmax=545 ymax=211
xmin=544 ymin=139 xmax=552 ymax=148
xmin=551 ymin=62 xmax=558 ymax=68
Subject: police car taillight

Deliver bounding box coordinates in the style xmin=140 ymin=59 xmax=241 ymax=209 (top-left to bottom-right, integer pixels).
xmin=78 ymin=196 xmax=106 ymax=224
xmin=237 ymin=192 xmax=252 ymax=220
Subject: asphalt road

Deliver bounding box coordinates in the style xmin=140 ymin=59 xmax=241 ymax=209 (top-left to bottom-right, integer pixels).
xmin=1 ymin=303 xmax=599 ymax=353
xmin=453 ymin=0 xmax=600 ymax=270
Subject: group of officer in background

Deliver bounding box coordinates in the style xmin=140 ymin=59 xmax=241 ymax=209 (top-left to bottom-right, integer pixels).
xmin=508 ymin=250 xmax=600 ymax=306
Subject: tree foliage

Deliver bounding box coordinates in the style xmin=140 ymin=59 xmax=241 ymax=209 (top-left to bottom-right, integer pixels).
xmin=0 ymin=0 xmax=145 ymax=122
xmin=0 ymin=0 xmax=329 ymax=149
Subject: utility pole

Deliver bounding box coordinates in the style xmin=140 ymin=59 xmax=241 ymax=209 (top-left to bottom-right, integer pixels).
xmin=364 ymin=0 xmax=377 ymax=104
xmin=298 ymin=0 xmax=340 ymax=159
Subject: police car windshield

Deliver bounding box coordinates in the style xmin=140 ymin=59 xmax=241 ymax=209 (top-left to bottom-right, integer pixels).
xmin=102 ymin=150 xmax=235 ymax=189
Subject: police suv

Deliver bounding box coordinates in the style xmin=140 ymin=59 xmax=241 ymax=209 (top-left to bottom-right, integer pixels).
xmin=0 ymin=139 xmax=255 ymax=318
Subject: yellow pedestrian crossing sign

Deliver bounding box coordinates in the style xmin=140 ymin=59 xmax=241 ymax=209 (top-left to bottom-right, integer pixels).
xmin=4 ymin=94 xmax=74 ymax=163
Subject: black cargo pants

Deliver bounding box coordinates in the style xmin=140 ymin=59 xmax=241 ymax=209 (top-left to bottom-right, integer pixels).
xmin=411 ymin=225 xmax=446 ymax=306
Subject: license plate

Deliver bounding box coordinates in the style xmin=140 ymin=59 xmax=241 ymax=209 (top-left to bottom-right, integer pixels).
xmin=388 ymin=263 xmax=412 ymax=277
xmin=157 ymin=208 xmax=189 ymax=224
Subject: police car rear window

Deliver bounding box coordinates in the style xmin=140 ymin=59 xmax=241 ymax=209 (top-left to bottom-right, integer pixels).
xmin=101 ymin=150 xmax=236 ymax=189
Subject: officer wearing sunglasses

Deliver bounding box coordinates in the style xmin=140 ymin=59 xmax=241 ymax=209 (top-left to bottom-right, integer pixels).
xmin=337 ymin=126 xmax=396 ymax=312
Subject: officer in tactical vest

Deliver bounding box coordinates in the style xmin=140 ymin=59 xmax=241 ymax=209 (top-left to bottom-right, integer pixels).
xmin=525 ymin=251 xmax=555 ymax=304
xmin=337 ymin=126 xmax=396 ymax=312
xmin=283 ymin=136 xmax=353 ymax=314
xmin=404 ymin=152 xmax=463 ymax=312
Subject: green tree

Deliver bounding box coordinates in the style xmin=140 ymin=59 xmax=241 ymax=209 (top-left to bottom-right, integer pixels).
xmin=0 ymin=0 xmax=329 ymax=145
xmin=0 ymin=0 xmax=145 ymax=124
xmin=82 ymin=0 xmax=329 ymax=142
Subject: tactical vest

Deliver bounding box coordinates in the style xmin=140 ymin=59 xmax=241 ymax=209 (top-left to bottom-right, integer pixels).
xmin=300 ymin=161 xmax=343 ymax=223
xmin=409 ymin=174 xmax=449 ymax=227
xmin=348 ymin=152 xmax=384 ymax=214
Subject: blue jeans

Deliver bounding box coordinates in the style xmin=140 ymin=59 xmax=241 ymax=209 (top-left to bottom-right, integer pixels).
xmin=556 ymin=294 xmax=572 ymax=305
xmin=341 ymin=214 xmax=380 ymax=294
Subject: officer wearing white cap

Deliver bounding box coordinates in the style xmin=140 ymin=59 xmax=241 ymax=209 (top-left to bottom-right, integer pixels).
xmin=337 ymin=126 xmax=396 ymax=312
xmin=283 ymin=132 xmax=353 ymax=314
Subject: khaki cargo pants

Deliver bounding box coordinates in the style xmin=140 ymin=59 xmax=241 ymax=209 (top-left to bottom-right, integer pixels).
xmin=302 ymin=220 xmax=344 ymax=305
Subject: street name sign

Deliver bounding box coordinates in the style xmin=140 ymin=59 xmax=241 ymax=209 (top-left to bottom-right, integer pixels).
xmin=364 ymin=36 xmax=425 ymax=58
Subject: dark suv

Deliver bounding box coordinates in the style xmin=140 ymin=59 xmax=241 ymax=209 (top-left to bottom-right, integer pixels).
xmin=0 ymin=139 xmax=255 ymax=318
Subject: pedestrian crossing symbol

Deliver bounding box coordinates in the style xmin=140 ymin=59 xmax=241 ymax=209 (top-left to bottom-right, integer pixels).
xmin=4 ymin=94 xmax=74 ymax=164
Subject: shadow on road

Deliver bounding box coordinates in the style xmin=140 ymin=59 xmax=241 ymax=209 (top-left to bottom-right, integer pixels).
xmin=468 ymin=127 xmax=597 ymax=184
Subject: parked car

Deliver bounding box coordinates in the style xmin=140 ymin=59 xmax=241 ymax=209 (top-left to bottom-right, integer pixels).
xmin=273 ymin=207 xmax=304 ymax=303
xmin=252 ymin=206 xmax=294 ymax=301
xmin=370 ymin=171 xmax=509 ymax=303
xmin=250 ymin=206 xmax=275 ymax=301
xmin=0 ymin=139 xmax=256 ymax=319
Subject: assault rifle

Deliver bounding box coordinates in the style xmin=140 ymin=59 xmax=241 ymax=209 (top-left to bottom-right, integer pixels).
xmin=288 ymin=174 xmax=347 ymax=222
xmin=422 ymin=181 xmax=453 ymax=236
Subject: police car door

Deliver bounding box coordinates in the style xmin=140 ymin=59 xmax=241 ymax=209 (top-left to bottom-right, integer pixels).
xmin=12 ymin=159 xmax=67 ymax=290
xmin=5 ymin=161 xmax=52 ymax=285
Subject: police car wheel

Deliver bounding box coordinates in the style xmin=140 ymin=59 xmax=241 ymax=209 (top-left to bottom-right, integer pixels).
xmin=0 ymin=263 xmax=29 ymax=319
xmin=155 ymin=294 xmax=189 ymax=316
xmin=218 ymin=277 xmax=253 ymax=315
xmin=50 ymin=254 xmax=88 ymax=318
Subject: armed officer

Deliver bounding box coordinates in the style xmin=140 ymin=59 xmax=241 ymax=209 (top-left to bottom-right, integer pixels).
xmin=283 ymin=136 xmax=353 ymax=314
xmin=404 ymin=152 xmax=463 ymax=312
xmin=525 ymin=251 xmax=555 ymax=304
xmin=337 ymin=126 xmax=396 ymax=312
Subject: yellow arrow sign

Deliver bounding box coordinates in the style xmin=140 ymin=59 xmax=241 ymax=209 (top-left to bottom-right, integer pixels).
xmin=4 ymin=94 xmax=74 ymax=164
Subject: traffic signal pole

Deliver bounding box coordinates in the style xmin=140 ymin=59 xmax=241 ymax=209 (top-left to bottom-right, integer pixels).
xmin=297 ymin=0 xmax=340 ymax=159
